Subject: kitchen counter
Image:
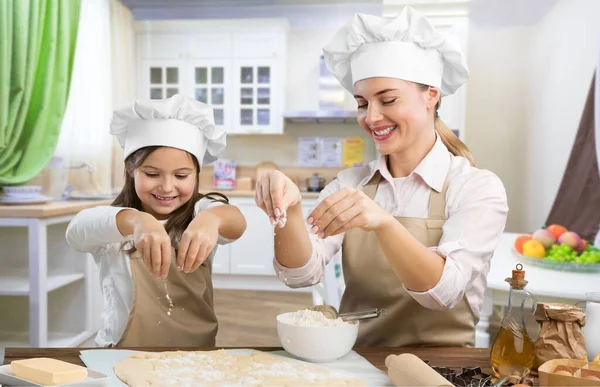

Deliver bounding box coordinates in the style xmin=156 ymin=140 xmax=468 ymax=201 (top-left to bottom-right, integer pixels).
xmin=0 ymin=191 xmax=322 ymax=219
xmin=0 ymin=199 xmax=113 ymax=218
xmin=202 ymin=189 xmax=321 ymax=199
xmin=3 ymin=347 xmax=493 ymax=374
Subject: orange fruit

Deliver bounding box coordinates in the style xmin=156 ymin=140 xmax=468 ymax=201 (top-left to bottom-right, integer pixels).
xmin=523 ymin=240 xmax=546 ymax=258
xmin=546 ymin=224 xmax=568 ymax=240
xmin=514 ymin=235 xmax=532 ymax=254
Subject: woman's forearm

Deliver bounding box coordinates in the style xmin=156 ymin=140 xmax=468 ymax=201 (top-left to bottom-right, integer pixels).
xmin=375 ymin=218 xmax=445 ymax=292
xmin=273 ymin=204 xmax=313 ymax=268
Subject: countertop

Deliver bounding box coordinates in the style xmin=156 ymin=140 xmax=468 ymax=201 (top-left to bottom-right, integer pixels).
xmin=0 ymin=190 xmax=322 ymax=218
xmin=205 ymin=190 xmax=321 ymax=199
xmin=3 ymin=347 xmax=492 ymax=374
xmin=0 ymin=199 xmax=113 ymax=219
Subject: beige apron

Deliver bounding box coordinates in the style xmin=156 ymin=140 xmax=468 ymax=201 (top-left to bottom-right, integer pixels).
xmin=339 ymin=172 xmax=476 ymax=347
xmin=117 ymin=247 xmax=218 ymax=347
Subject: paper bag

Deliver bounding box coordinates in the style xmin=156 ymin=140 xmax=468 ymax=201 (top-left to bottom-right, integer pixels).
xmin=534 ymin=303 xmax=588 ymax=368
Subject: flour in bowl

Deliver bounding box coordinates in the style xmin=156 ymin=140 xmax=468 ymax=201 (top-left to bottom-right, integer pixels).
xmin=283 ymin=309 xmax=352 ymax=327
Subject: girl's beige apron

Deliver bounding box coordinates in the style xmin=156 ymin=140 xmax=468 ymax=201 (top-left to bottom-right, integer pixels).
xmin=339 ymin=172 xmax=476 ymax=347
xmin=117 ymin=247 xmax=217 ymax=347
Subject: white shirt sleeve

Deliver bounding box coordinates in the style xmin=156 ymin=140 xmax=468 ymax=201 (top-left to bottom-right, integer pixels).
xmin=194 ymin=196 xmax=234 ymax=245
xmin=65 ymin=206 xmax=134 ymax=254
xmin=404 ymin=170 xmax=509 ymax=310
xmin=273 ymin=179 xmax=345 ymax=288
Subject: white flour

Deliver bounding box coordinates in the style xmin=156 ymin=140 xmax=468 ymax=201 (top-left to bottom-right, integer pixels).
xmin=283 ymin=309 xmax=351 ymax=327
xmin=163 ymin=279 xmax=174 ymax=316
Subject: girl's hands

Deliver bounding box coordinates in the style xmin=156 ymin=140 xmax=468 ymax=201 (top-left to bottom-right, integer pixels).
xmin=176 ymin=212 xmax=219 ymax=273
xmin=132 ymin=213 xmax=172 ymax=278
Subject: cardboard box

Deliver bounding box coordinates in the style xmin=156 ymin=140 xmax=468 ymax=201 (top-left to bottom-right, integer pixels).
xmin=539 ymin=359 xmax=600 ymax=386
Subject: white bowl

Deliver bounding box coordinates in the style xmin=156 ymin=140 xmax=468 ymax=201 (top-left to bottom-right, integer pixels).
xmin=276 ymin=312 xmax=359 ymax=363
xmin=2 ymin=185 xmax=42 ymax=198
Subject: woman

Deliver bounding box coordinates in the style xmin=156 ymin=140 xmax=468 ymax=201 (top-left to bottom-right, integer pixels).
xmin=255 ymin=7 xmax=508 ymax=347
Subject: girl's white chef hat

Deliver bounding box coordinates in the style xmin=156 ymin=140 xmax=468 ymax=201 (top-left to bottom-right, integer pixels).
xmin=323 ymin=6 xmax=469 ymax=96
xmin=110 ymin=94 xmax=226 ymax=166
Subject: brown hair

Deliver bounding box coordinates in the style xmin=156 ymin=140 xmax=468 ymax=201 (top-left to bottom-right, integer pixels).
xmin=112 ymin=146 xmax=229 ymax=250
xmin=417 ymin=83 xmax=475 ymax=166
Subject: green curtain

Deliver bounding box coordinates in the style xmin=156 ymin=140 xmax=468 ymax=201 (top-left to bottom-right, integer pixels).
xmin=0 ymin=0 xmax=81 ymax=185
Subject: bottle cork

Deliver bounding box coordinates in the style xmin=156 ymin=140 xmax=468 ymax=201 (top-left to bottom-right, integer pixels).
xmin=506 ymin=263 xmax=528 ymax=289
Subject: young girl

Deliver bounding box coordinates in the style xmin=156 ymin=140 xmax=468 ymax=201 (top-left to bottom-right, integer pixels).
xmin=66 ymin=95 xmax=246 ymax=347
xmin=255 ymin=7 xmax=508 ymax=347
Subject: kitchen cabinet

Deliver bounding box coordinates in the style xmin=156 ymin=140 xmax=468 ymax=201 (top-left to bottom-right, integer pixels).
xmin=136 ymin=20 xmax=288 ymax=135
xmin=211 ymin=196 xmax=342 ymax=309
xmin=212 ymin=197 xmax=317 ymax=280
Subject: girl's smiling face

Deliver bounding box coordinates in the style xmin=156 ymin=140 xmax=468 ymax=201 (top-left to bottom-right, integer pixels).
xmin=132 ymin=147 xmax=197 ymax=220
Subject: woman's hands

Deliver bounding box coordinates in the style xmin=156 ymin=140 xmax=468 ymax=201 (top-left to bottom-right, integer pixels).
xmin=307 ymin=188 xmax=394 ymax=238
xmin=255 ymin=171 xmax=302 ymax=228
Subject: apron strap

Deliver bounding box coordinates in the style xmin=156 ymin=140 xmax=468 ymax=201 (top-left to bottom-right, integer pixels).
xmin=428 ymin=174 xmax=451 ymax=220
xmin=363 ymin=166 xmax=450 ymax=220
xmin=362 ymin=171 xmax=382 ymax=200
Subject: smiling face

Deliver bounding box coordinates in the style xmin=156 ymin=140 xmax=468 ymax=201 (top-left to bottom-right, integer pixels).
xmin=131 ymin=147 xmax=198 ymax=220
xmin=353 ymin=78 xmax=440 ymax=157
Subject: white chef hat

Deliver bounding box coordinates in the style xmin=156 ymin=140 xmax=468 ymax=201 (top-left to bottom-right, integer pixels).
xmin=110 ymin=94 xmax=226 ymax=166
xmin=322 ymin=6 xmax=469 ymax=96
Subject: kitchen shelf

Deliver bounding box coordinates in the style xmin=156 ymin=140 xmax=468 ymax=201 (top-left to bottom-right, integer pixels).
xmin=0 ymin=271 xmax=85 ymax=296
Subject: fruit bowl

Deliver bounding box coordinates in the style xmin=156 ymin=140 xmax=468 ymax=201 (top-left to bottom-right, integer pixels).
xmin=511 ymin=248 xmax=600 ymax=273
xmin=514 ymin=225 xmax=600 ymax=273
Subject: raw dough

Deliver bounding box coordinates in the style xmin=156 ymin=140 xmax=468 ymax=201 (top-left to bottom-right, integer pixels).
xmin=114 ymin=349 xmax=366 ymax=386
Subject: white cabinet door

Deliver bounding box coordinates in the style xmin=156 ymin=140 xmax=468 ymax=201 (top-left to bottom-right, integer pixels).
xmin=138 ymin=34 xmax=188 ymax=60
xmin=188 ymin=33 xmax=233 ymax=59
xmin=141 ymin=60 xmax=186 ymax=100
xmin=229 ymin=200 xmax=275 ymax=275
xmin=186 ymin=60 xmax=233 ymax=131
xmin=212 ymin=244 xmax=230 ymax=274
xmin=232 ymin=32 xmax=280 ymax=58
xmin=232 ymin=59 xmax=282 ymax=134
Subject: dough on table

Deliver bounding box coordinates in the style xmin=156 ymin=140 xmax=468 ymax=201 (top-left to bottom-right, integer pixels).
xmin=113 ymin=349 xmax=366 ymax=386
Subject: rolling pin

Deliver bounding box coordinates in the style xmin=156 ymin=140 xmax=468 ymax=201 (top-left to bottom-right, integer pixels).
xmin=386 ymin=353 xmax=453 ymax=387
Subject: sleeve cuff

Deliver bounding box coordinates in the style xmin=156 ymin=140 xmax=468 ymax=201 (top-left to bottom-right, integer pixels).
xmin=272 ymin=244 xmax=324 ymax=288
xmin=404 ymin=247 xmax=468 ymax=310
xmin=108 ymin=207 xmax=137 ymax=242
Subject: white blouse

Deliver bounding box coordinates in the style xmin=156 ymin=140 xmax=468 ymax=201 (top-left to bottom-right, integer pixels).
xmin=274 ymin=135 xmax=509 ymax=318
xmin=66 ymin=199 xmax=230 ymax=347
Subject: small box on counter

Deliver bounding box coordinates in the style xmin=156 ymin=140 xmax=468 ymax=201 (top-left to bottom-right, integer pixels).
xmin=539 ymin=358 xmax=600 ymax=386
xmin=213 ymin=159 xmax=236 ymax=190
xmin=236 ymin=177 xmax=253 ymax=191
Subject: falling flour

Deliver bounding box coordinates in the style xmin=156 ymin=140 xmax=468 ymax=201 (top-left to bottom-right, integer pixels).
xmin=163 ymin=278 xmax=174 ymax=316
xmin=282 ymin=309 xmax=352 ymax=327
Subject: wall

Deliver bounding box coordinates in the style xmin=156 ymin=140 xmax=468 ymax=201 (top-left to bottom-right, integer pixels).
xmin=465 ymin=0 xmax=600 ymax=233
xmin=222 ymin=124 xmax=377 ymax=167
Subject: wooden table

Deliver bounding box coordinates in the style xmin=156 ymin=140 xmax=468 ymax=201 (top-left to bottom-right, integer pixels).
xmin=3 ymin=347 xmax=492 ymax=373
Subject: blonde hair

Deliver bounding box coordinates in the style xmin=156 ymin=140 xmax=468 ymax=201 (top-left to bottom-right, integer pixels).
xmin=418 ymin=84 xmax=475 ymax=166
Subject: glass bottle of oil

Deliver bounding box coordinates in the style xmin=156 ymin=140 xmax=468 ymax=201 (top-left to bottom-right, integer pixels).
xmin=490 ymin=263 xmax=538 ymax=379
